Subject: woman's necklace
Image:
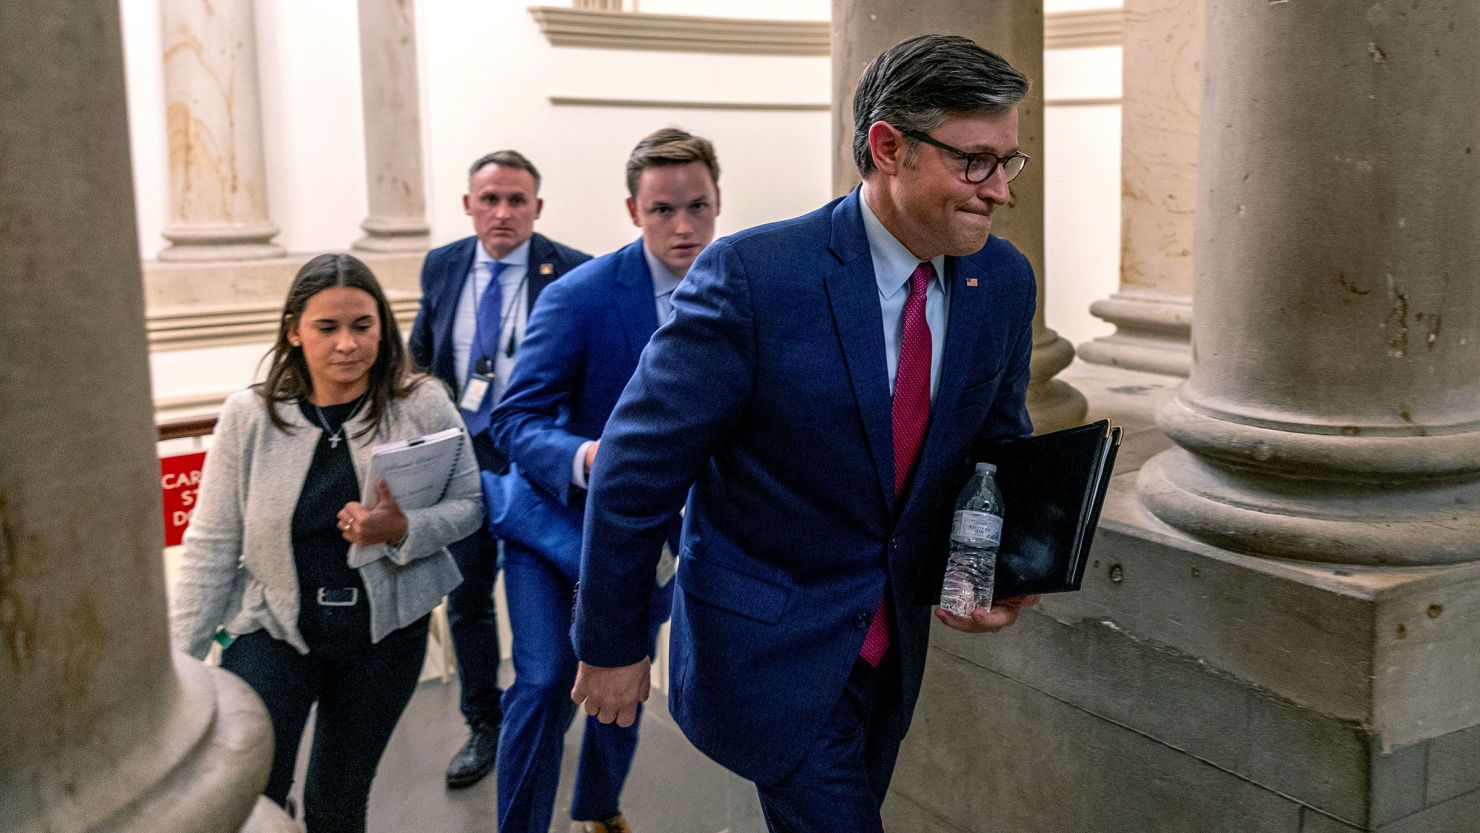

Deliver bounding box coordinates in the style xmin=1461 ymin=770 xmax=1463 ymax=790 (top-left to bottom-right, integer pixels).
xmin=311 ymin=394 xmax=364 ymax=449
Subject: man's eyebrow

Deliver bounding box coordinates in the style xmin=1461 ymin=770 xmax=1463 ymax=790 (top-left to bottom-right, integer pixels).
xmin=964 ymin=144 xmax=1019 ymax=157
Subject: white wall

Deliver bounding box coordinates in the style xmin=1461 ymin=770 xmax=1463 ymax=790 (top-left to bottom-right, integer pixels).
xmin=416 ymin=1 xmax=831 ymax=257
xmin=1043 ymin=45 xmax=1122 ymax=348
xmin=122 ymin=0 xmax=1124 ymax=401
xmin=637 ymin=0 xmax=829 ymax=19
xmin=122 ymin=0 xmax=833 ymax=264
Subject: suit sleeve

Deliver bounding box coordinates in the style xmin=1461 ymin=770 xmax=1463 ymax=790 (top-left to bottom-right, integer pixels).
xmin=488 ymin=277 xmax=591 ymax=507
xmin=972 ymin=248 xmax=1037 ymax=454
xmin=408 ymin=251 xmax=438 ymax=373
xmin=573 ymin=240 xmax=756 ymax=667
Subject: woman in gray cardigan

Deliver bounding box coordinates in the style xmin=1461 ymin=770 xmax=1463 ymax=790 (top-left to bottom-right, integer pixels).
xmin=170 ymin=253 xmax=481 ymax=832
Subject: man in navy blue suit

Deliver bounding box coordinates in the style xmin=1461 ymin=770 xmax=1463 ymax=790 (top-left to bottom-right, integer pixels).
xmin=488 ymin=128 xmax=721 ymax=833
xmin=571 ymin=36 xmax=1042 ymax=831
xmin=408 ymin=149 xmax=590 ymax=789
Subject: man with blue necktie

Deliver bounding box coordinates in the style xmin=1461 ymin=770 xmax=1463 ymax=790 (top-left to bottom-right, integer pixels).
xmin=409 ymin=149 xmax=590 ymax=789
xmin=488 ymin=128 xmax=721 ymax=833
xmin=570 ymin=36 xmax=1042 ymax=832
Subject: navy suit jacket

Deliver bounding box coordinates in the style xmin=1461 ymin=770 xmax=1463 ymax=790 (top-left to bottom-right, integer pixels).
xmin=409 ymin=232 xmax=590 ymax=472
xmin=572 ymin=189 xmax=1036 ymax=784
xmin=487 ymin=239 xmax=681 ymax=577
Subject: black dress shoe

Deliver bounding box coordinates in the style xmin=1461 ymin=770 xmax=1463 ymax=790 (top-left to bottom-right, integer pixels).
xmin=445 ymin=723 xmax=499 ymax=788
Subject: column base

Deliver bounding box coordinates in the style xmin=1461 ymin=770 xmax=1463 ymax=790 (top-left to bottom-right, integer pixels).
xmin=353 ymin=216 xmax=431 ymax=254
xmin=352 ymin=232 xmax=431 ymax=253
xmin=1078 ymin=290 xmax=1192 ymax=377
xmin=241 ymin=797 xmax=301 ymax=833
xmin=160 ymin=223 xmax=285 ymax=262
xmin=887 ymin=470 xmax=1480 ymax=832
xmin=8 ymin=653 xmax=272 ymax=833
xmin=1028 ymin=327 xmax=1087 ymax=432
xmin=1139 ymin=446 xmax=1480 ymax=566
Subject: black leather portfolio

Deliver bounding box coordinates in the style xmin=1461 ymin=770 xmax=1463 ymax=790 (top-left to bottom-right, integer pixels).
xmin=981 ymin=419 xmax=1123 ymax=599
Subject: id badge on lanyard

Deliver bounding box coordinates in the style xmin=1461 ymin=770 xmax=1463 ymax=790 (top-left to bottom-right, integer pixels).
xmin=460 ymin=357 xmax=494 ymax=413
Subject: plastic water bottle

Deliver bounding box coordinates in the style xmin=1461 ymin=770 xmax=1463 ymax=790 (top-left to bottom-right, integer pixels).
xmin=940 ymin=462 xmax=1005 ymax=616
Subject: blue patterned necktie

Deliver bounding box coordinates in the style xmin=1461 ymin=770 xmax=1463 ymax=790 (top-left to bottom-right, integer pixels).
xmin=462 ymin=260 xmax=510 ymax=435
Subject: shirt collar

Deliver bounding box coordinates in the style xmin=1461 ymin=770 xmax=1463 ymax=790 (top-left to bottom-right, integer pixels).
xmin=641 ymin=240 xmax=683 ymax=298
xmin=476 ymin=237 xmax=532 ymax=268
xmin=859 ymin=189 xmax=946 ymax=300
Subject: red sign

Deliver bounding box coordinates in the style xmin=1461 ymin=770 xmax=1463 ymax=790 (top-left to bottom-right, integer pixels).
xmin=160 ymin=451 xmax=207 ymax=547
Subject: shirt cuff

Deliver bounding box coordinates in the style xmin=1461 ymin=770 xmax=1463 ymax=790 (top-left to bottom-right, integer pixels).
xmin=573 ymin=440 xmax=595 ymax=489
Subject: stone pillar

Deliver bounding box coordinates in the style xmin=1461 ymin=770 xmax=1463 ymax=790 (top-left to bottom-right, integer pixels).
xmin=888 ymin=6 xmax=1480 ymax=831
xmin=352 ymin=0 xmax=431 ymax=253
xmin=159 ymin=0 xmax=284 ymax=261
xmin=1076 ymin=0 xmax=1200 ymax=377
xmin=0 ymin=2 xmax=273 ymax=831
xmin=832 ymin=0 xmax=1086 ymax=432
xmin=1139 ymin=0 xmax=1480 ymax=565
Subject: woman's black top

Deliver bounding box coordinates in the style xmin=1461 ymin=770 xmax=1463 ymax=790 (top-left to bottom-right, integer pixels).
xmin=292 ymin=397 xmax=367 ymax=597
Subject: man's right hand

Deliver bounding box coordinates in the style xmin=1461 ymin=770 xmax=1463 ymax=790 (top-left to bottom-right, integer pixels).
xmin=571 ymin=658 xmax=649 ymax=728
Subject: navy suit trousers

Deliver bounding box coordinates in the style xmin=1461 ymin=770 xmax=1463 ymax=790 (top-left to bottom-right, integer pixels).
xmin=756 ymin=654 xmax=904 ymax=833
xmin=496 ymin=541 xmax=670 ymax=830
xmin=446 ymin=526 xmax=503 ymax=727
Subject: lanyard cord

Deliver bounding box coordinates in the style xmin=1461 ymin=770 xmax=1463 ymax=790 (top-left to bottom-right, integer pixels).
xmin=469 ymin=262 xmax=530 ymax=363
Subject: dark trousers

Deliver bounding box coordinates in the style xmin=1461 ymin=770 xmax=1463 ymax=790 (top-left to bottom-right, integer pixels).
xmin=221 ymin=604 xmax=430 ymax=833
xmin=496 ymin=541 xmax=672 ymax=832
xmin=446 ymin=526 xmax=504 ymax=728
xmin=756 ymin=654 xmax=904 ymax=833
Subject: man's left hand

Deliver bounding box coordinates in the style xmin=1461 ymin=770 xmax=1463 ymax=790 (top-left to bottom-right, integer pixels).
xmin=571 ymin=658 xmax=650 ymax=728
xmin=934 ymin=594 xmax=1040 ymax=634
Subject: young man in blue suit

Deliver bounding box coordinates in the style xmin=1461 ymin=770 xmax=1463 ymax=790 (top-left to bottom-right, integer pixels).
xmin=571 ymin=36 xmax=1042 ymax=831
xmin=408 ymin=150 xmax=590 ymax=789
xmin=487 ymin=128 xmax=721 ymax=833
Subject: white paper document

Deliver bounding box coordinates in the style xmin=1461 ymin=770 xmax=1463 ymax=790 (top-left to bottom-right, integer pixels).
xmin=347 ymin=426 xmax=465 ymax=568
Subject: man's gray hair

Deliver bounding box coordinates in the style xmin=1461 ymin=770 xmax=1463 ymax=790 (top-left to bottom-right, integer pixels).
xmin=851 ymin=34 xmax=1029 ymax=178
xmin=467 ymin=149 xmax=541 ymax=192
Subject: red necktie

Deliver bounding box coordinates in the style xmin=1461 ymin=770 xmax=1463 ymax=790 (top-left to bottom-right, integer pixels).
xmin=861 ymin=261 xmax=934 ymax=667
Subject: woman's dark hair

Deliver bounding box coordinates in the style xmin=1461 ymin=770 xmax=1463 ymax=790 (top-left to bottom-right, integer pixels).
xmin=258 ymin=252 xmax=424 ymax=436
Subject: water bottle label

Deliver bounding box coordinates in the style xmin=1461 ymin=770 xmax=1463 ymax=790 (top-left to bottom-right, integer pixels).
xmin=951 ymin=510 xmax=1002 ymax=546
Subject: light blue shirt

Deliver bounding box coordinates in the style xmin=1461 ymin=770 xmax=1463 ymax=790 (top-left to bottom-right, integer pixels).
xmin=642 ymin=242 xmax=683 ymax=325
xmin=859 ymin=191 xmax=948 ymax=398
xmin=452 ymin=238 xmax=531 ymax=406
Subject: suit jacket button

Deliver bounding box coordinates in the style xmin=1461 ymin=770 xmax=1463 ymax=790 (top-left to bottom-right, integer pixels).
xmin=854 ymin=612 xmax=870 ymax=629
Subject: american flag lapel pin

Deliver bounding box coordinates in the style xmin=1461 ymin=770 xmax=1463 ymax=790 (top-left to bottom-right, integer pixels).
xmin=540 ymin=262 xmax=554 ymax=275
xmin=966 ymin=277 xmax=979 ymax=287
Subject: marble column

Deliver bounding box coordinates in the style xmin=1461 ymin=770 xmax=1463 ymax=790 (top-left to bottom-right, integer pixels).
xmin=832 ymin=0 xmax=1087 ymax=432
xmin=159 ymin=0 xmax=283 ymax=261
xmin=1139 ymin=0 xmax=1480 ymax=565
xmin=352 ymin=0 xmax=431 ymax=253
xmin=1076 ymin=0 xmax=1200 ymax=377
xmin=0 ymin=2 xmax=273 ymax=831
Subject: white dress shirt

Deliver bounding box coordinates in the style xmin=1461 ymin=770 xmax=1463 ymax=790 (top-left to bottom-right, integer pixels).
xmin=859 ymin=190 xmax=949 ymax=398
xmin=452 ymin=238 xmax=531 ymax=407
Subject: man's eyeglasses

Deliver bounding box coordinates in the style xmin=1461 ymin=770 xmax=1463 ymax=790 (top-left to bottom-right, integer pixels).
xmin=898 ymin=128 xmax=1030 ymax=184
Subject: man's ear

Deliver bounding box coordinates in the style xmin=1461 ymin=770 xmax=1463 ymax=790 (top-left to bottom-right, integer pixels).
xmin=462 ymin=193 xmax=473 ymax=216
xmin=867 ymin=121 xmax=908 ymax=176
xmin=534 ymin=197 xmax=544 ymax=220
xmin=626 ymin=196 xmax=640 ymax=228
